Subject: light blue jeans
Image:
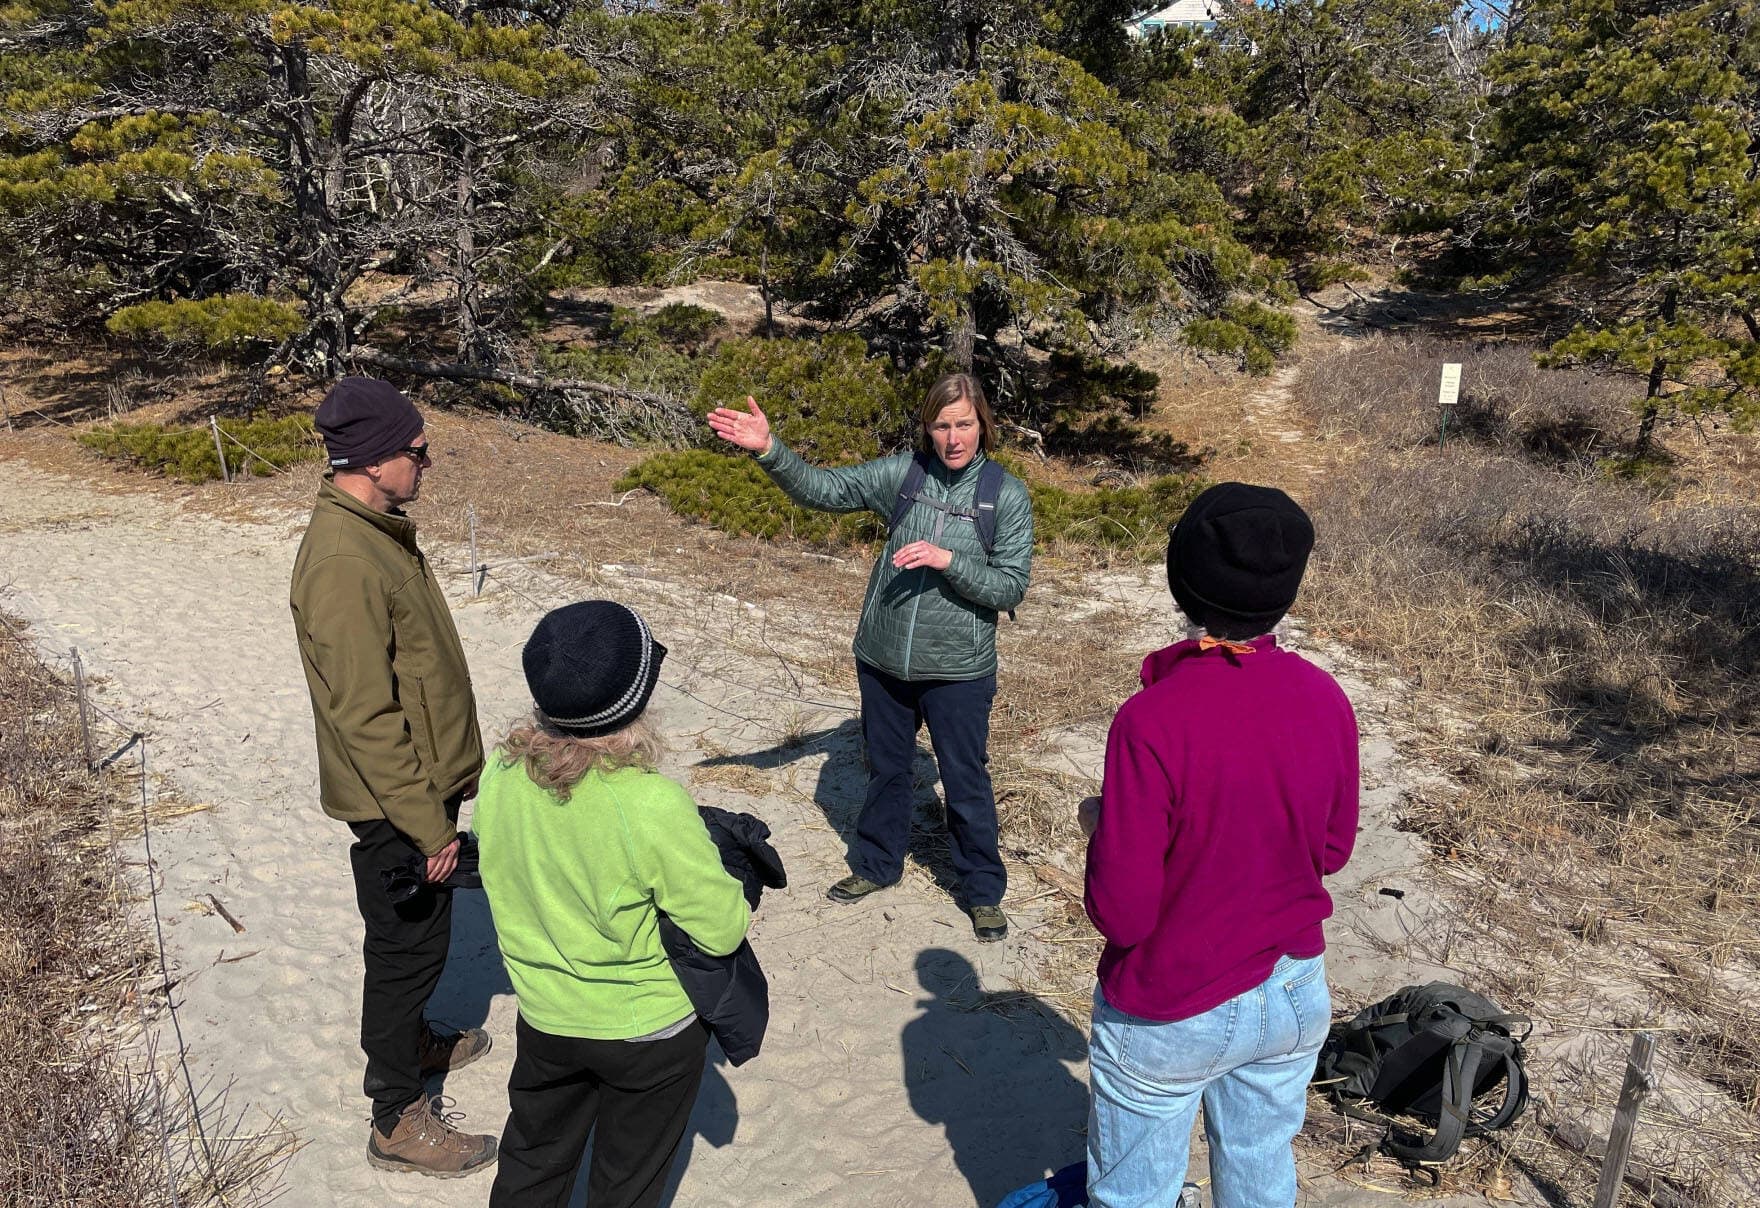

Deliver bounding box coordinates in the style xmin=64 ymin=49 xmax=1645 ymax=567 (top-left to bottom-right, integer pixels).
xmin=1087 ymin=954 xmax=1329 ymax=1208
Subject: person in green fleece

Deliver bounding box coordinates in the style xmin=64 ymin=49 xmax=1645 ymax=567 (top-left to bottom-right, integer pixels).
xmin=708 ymin=373 xmax=1033 ymax=941
xmin=476 ymin=600 xmax=750 ymax=1208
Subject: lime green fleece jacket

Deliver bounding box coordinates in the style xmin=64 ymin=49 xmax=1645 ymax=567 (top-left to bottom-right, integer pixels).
xmin=474 ymin=756 xmax=750 ymax=1039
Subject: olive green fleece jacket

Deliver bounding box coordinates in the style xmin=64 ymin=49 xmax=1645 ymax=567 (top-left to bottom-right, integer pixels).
xmin=754 ymin=441 xmax=1033 ymax=681
xmin=474 ymin=757 xmax=751 ymax=1040
xmin=289 ymin=478 xmax=483 ymax=856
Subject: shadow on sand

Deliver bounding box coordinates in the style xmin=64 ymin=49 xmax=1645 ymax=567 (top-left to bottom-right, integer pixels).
xmin=696 ymin=718 xmax=968 ymax=900
xmin=426 ymin=886 xmax=512 ymax=1036
xmin=903 ymin=948 xmax=1089 ymax=1207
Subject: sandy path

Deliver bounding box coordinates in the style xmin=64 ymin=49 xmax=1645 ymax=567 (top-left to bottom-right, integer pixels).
xmin=0 ymin=453 xmax=1483 ymax=1207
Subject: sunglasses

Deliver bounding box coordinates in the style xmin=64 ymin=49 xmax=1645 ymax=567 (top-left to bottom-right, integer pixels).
xmin=397 ymin=444 xmax=433 ymax=463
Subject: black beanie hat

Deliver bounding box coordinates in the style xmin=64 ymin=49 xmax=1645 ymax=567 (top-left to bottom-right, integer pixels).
xmin=1166 ymin=483 xmax=1315 ymax=627
xmin=315 ymin=377 xmax=424 ymax=469
xmin=524 ymin=601 xmax=667 ymax=738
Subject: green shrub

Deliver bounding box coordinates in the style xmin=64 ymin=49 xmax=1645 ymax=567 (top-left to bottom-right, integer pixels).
xmin=1028 ymin=474 xmax=1207 ymax=553
xmin=535 ymin=305 xmax=726 ymax=405
xmin=694 ymin=334 xmax=910 ymax=462
xmin=1185 ymin=300 xmax=1299 ymax=375
xmin=615 ymin=331 xmax=1203 ymax=557
xmin=104 ymin=295 xmax=305 ymax=352
xmin=539 ymin=339 xmax=703 ymax=402
xmin=1597 ymin=453 xmax=1673 ymax=493
xmin=78 ymin=413 xmax=322 ymax=483
xmin=1043 ymin=350 xmax=1161 ymax=420
xmin=613 ymin=303 xmax=724 ymax=350
xmin=618 ymin=445 xmax=1203 ymax=557
xmin=614 ymin=450 xmax=885 ymax=546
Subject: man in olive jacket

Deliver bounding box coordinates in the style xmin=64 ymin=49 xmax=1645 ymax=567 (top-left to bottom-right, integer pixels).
xmin=290 ymin=377 xmax=496 ymax=1178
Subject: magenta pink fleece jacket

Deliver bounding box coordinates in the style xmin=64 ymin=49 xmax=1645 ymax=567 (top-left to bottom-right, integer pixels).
xmin=1084 ymin=634 xmax=1359 ymax=1022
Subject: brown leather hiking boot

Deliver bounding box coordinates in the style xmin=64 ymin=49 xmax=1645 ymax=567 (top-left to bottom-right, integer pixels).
xmin=366 ymin=1094 xmax=497 ymax=1178
xmin=418 ymin=1022 xmax=491 ymax=1077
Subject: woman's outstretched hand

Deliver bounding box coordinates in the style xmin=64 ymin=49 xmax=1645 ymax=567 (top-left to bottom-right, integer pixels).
xmin=707 ymin=395 xmax=773 ymax=454
xmin=892 ymin=540 xmax=952 ymax=571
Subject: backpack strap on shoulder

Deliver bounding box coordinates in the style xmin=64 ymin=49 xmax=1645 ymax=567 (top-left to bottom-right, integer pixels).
xmin=973 ymin=458 xmax=1005 ymax=555
xmin=888 ymin=453 xmax=931 ymax=539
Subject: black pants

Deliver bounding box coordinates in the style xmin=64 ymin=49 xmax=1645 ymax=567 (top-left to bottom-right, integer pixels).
xmin=489 ymin=1014 xmax=708 ymax=1208
xmin=347 ymin=816 xmax=454 ymax=1131
xmin=853 ymin=660 xmax=1006 ymax=906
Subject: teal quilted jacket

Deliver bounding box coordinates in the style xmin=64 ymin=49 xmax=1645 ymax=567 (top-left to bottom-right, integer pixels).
xmin=755 ymin=440 xmax=1033 ymax=682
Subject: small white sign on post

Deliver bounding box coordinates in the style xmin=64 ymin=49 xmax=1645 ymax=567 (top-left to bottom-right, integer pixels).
xmin=1438 ymin=362 xmax=1463 ymax=409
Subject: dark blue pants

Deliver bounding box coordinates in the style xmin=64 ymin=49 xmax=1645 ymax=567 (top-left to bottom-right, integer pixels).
xmin=853 ymin=661 xmax=1006 ymax=907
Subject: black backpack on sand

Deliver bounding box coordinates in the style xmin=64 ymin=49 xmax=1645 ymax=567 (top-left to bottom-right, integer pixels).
xmin=1312 ymin=982 xmax=1531 ymax=1167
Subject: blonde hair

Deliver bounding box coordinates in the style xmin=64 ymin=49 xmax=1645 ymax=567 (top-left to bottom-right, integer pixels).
xmin=498 ymin=713 xmax=663 ymax=800
xmin=914 ymin=373 xmax=996 ymax=456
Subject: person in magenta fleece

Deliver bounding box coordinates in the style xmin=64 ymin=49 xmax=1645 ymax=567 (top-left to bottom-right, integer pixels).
xmin=1082 ymin=482 xmax=1359 ymax=1208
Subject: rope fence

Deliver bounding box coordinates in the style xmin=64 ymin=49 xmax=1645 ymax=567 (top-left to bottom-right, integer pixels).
xmin=52 ymin=640 xmax=232 ymax=1205
xmin=208 ymin=417 xmax=306 ymax=483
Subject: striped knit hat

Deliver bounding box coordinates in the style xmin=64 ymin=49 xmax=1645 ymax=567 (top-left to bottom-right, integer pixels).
xmin=523 ymin=601 xmax=666 ymax=738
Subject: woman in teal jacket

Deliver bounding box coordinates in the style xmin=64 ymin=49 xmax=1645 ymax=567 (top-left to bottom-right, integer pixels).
xmin=709 ymin=373 xmax=1032 ymax=940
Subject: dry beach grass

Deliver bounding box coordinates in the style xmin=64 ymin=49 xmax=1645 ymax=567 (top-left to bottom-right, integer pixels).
xmin=0 ymin=614 xmax=294 ymax=1206
xmin=1290 ymin=332 xmax=1760 ymax=1204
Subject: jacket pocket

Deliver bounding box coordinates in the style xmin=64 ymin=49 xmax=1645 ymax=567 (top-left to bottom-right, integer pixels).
xmin=411 ymin=674 xmax=437 ymax=775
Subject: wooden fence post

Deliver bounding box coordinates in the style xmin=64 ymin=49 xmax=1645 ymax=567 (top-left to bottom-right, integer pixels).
xmin=467 ymin=504 xmax=481 ymax=596
xmin=71 ymin=647 xmax=94 ymax=770
xmin=1592 ymin=1031 xmax=1657 ymax=1208
xmin=210 ymin=416 xmax=230 ymax=483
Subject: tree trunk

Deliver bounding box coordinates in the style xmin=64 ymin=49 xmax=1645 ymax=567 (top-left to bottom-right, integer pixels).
xmin=945 ymin=301 xmax=976 ymax=372
xmin=350 ymin=346 xmax=685 ymax=409
xmin=455 ymin=121 xmax=487 ymax=364
xmin=1634 ymin=287 xmax=1679 ymax=459
xmin=350 ymin=346 xmax=696 ymax=445
xmin=277 ymin=41 xmax=350 ymax=374
xmin=760 ymin=221 xmax=775 ymax=339
xmin=1635 ymin=388 xmax=1661 ymax=458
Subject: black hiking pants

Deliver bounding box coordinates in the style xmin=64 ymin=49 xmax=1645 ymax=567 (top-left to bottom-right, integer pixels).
xmin=489 ymin=1013 xmax=708 ymax=1208
xmin=347 ymin=813 xmax=456 ymax=1131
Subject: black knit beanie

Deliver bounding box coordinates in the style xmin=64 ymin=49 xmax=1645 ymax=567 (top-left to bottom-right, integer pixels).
xmin=315 ymin=377 xmax=424 ymax=469
xmin=1166 ymin=483 xmax=1315 ymax=628
xmin=524 ymin=601 xmax=667 ymax=738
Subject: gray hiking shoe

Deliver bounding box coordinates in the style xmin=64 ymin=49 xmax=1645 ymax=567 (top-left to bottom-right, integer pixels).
xmin=969 ymin=905 xmax=1009 ymax=943
xmin=827 ymin=874 xmax=890 ymax=903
